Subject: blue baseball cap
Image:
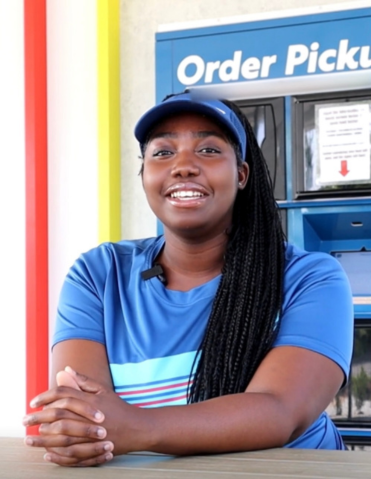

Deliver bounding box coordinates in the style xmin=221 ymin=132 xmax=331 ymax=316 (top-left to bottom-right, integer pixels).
xmin=134 ymin=92 xmax=247 ymax=160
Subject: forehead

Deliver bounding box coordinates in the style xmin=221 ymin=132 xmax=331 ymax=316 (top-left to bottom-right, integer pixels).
xmin=148 ymin=111 xmax=226 ymax=137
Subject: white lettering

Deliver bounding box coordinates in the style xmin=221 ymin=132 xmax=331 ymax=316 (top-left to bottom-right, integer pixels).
xmin=318 ymin=49 xmax=337 ymax=72
xmin=260 ymin=55 xmax=277 ymax=78
xmin=205 ymin=61 xmax=221 ymax=83
xmin=177 ymin=39 xmax=370 ymax=86
xmin=177 ymin=55 xmax=205 ymax=86
xmin=360 ymin=46 xmax=371 ymax=68
xmin=308 ymin=42 xmax=320 ymax=73
xmin=219 ymin=51 xmax=242 ymax=82
xmin=241 ymin=57 xmax=260 ymax=79
xmin=336 ymin=39 xmax=360 ymax=70
xmin=285 ymin=44 xmax=309 ymax=75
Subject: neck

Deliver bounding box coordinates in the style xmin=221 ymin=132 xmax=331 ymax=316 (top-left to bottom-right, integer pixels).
xmin=157 ymin=229 xmax=229 ymax=291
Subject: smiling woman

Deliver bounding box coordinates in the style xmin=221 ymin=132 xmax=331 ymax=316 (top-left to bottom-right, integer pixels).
xmin=23 ymin=92 xmax=354 ymax=467
xmin=141 ymin=112 xmax=248 ymax=250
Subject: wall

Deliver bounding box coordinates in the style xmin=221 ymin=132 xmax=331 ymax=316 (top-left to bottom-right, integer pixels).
xmin=0 ymin=0 xmax=26 ymax=437
xmin=0 ymin=0 xmax=99 ymax=437
xmin=47 ymin=0 xmax=99 ymax=358
xmin=119 ymin=0 xmax=366 ymax=240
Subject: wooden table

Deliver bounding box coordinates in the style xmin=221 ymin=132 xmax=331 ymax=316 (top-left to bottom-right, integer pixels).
xmin=1 ymin=437 xmax=371 ymax=479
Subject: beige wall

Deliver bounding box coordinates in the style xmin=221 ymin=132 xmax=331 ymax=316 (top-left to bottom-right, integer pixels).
xmin=119 ymin=0 xmax=367 ymax=240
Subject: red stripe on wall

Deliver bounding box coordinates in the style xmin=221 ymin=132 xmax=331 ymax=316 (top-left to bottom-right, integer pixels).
xmin=24 ymin=0 xmax=49 ymax=434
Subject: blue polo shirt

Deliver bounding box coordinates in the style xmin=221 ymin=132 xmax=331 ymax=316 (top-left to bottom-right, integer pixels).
xmin=53 ymin=236 xmax=353 ymax=450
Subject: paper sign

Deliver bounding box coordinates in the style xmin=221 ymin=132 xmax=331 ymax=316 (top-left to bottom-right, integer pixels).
xmin=316 ymin=102 xmax=371 ymax=185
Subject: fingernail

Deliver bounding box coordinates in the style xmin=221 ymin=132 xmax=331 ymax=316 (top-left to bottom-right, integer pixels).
xmin=23 ymin=415 xmax=34 ymax=426
xmin=44 ymin=454 xmax=52 ymax=462
xmin=24 ymin=437 xmax=33 ymax=446
xmin=96 ymin=427 xmax=106 ymax=438
xmin=104 ymin=443 xmax=113 ymax=452
xmin=105 ymin=453 xmax=113 ymax=461
xmin=95 ymin=411 xmax=104 ymax=421
xmin=30 ymin=399 xmax=37 ymax=408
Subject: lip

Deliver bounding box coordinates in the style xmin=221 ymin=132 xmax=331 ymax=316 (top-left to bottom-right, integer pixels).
xmin=163 ymin=182 xmax=210 ymax=208
xmin=164 ymin=182 xmax=210 ymax=197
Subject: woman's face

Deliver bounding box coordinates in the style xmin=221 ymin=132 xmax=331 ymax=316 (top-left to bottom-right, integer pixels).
xmin=142 ymin=112 xmax=249 ymax=239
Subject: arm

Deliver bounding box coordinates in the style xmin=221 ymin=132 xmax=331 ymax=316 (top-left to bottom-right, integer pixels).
xmin=51 ymin=339 xmax=113 ymax=389
xmin=27 ymin=344 xmax=343 ymax=457
xmin=142 ymin=346 xmax=343 ymax=454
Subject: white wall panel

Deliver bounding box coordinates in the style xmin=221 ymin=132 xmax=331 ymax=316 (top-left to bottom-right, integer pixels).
xmin=47 ymin=0 xmax=98 ymax=355
xmin=0 ymin=0 xmax=26 ymax=437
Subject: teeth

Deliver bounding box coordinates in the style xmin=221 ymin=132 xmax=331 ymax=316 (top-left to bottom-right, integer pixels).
xmin=170 ymin=191 xmax=204 ymax=198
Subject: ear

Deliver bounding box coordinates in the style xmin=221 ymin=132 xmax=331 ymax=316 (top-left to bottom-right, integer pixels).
xmin=139 ymin=160 xmax=144 ymax=178
xmin=237 ymin=162 xmax=249 ymax=189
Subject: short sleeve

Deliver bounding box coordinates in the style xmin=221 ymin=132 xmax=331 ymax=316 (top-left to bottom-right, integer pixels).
xmin=274 ymin=249 xmax=354 ymax=381
xmin=52 ymin=246 xmax=111 ymax=347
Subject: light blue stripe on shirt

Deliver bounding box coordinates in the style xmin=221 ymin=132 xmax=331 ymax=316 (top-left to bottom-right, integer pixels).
xmin=110 ymin=351 xmax=198 ymax=393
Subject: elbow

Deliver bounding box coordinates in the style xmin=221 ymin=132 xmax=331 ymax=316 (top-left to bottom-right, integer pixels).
xmin=268 ymin=397 xmax=304 ymax=447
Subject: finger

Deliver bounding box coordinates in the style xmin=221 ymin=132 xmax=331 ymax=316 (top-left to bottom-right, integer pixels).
xmin=44 ymin=451 xmax=114 ymax=468
xmin=30 ymin=386 xmax=104 ymax=423
xmin=23 ymin=408 xmax=83 ymax=428
xmin=42 ymin=397 xmax=101 ymax=418
xmin=23 ymin=400 xmax=104 ymax=427
xmin=29 ymin=385 xmax=94 ymax=410
xmin=39 ymin=419 xmax=107 ymax=441
xmin=65 ymin=367 xmax=103 ymax=394
xmin=24 ymin=435 xmax=89 ymax=448
xmin=43 ymin=441 xmax=114 ymax=467
xmin=56 ymin=370 xmax=81 ymax=391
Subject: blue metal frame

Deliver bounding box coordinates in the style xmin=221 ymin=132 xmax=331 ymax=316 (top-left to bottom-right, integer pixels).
xmin=156 ymin=8 xmax=371 ymax=42
xmin=156 ymin=8 xmax=371 ymax=93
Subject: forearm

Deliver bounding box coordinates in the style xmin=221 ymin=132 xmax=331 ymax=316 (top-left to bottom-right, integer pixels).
xmin=125 ymin=392 xmax=296 ymax=456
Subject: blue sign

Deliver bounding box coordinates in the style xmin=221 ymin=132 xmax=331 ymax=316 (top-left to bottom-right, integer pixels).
xmin=156 ymin=7 xmax=371 ymax=99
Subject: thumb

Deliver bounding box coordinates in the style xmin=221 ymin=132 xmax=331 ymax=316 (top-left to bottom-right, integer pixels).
xmin=56 ymin=369 xmax=81 ymax=390
xmin=65 ymin=366 xmax=103 ymax=394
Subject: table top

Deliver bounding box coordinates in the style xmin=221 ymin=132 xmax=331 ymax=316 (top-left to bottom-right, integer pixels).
xmin=1 ymin=437 xmax=371 ymax=479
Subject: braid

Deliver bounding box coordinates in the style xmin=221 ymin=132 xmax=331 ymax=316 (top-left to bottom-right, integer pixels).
xmin=188 ymin=100 xmax=285 ymax=402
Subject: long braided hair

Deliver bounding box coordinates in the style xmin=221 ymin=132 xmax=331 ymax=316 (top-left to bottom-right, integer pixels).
xmin=139 ymin=95 xmax=286 ymax=402
xmin=188 ymin=99 xmax=286 ymax=402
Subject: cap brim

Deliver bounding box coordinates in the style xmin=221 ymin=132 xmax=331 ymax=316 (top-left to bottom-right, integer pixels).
xmin=134 ymin=94 xmax=247 ymax=160
xmin=135 ymin=101 xmax=226 ymax=143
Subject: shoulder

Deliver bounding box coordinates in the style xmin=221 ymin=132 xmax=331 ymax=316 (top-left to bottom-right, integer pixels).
xmin=79 ymin=236 xmax=161 ymax=263
xmin=66 ymin=236 xmax=163 ymax=286
xmin=277 ymin=243 xmax=354 ymax=379
xmin=283 ymin=243 xmax=351 ymax=300
xmin=284 ymin=242 xmax=345 ymax=275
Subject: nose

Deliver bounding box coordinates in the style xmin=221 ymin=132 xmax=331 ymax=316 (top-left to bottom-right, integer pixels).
xmin=171 ymin=150 xmax=200 ymax=178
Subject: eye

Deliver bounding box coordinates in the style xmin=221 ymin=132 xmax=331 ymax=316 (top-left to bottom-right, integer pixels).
xmin=152 ymin=149 xmax=173 ymax=157
xmin=198 ymin=147 xmax=221 ymax=154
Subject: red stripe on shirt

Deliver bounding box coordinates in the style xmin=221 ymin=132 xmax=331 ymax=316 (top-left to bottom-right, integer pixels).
xmin=116 ymin=380 xmax=193 ymax=397
xmin=133 ymin=394 xmax=188 ymax=407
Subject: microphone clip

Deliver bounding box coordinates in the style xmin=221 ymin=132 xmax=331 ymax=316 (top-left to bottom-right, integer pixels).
xmin=141 ymin=263 xmax=167 ymax=286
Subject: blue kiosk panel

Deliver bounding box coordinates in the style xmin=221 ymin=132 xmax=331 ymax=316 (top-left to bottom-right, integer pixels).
xmin=156 ymin=6 xmax=371 ymax=443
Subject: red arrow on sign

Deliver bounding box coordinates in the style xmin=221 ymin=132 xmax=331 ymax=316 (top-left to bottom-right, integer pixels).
xmin=339 ymin=160 xmax=350 ymax=177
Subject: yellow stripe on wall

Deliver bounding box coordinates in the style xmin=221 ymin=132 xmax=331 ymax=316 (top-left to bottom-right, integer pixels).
xmin=97 ymin=0 xmax=121 ymax=243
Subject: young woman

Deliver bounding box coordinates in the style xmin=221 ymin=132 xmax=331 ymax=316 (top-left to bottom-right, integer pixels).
xmin=23 ymin=92 xmax=354 ymax=467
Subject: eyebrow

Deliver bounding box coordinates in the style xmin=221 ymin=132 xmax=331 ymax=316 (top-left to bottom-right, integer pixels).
xmin=149 ymin=130 xmax=227 ymax=141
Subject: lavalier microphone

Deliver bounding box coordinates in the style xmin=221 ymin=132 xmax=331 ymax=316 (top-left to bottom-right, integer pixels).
xmin=141 ymin=264 xmax=167 ymax=285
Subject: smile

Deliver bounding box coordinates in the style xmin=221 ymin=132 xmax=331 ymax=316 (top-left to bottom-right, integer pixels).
xmin=170 ymin=191 xmax=205 ymax=199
